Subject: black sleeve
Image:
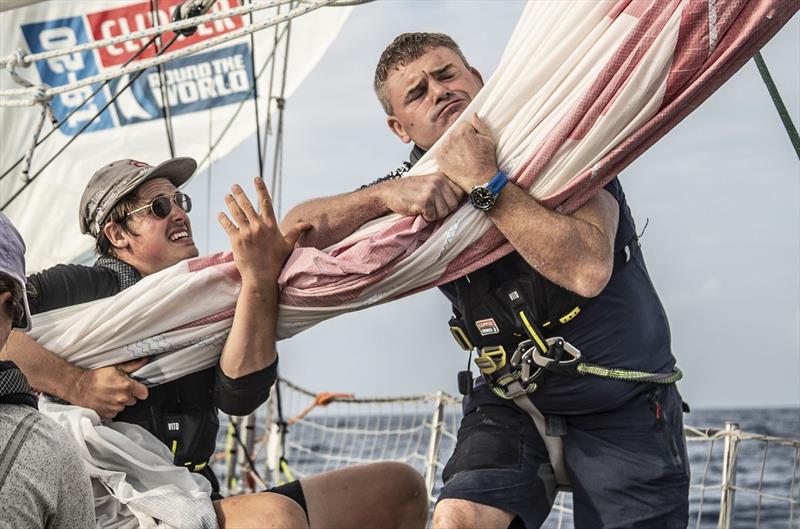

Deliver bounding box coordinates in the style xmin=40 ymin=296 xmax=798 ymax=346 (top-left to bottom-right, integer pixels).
xmin=602 ymin=176 xmax=622 ymax=201
xmin=26 ymin=264 xmax=120 ymax=315
xmin=213 ymin=358 xmax=278 ymax=416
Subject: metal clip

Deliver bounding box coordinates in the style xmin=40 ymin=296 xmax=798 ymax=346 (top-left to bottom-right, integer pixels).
xmin=530 ymin=337 xmax=581 ymax=369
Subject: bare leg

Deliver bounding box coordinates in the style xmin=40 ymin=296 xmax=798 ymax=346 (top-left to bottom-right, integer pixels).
xmin=214 ymin=492 xmax=309 ymax=529
xmin=302 ymin=462 xmax=428 ymax=529
xmin=433 ymin=499 xmax=514 ymax=529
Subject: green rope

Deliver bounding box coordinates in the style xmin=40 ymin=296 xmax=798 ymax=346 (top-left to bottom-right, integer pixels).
xmin=577 ymin=364 xmax=683 ymax=384
xmin=753 ymin=51 xmax=800 ymax=161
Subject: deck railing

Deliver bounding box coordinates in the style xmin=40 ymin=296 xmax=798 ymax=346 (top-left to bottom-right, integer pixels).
xmin=212 ymin=379 xmax=800 ymax=528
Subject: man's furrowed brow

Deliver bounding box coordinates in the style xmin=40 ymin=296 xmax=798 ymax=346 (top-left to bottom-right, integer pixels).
xmin=430 ymin=62 xmax=454 ymax=76
xmin=404 ymin=78 xmax=426 ymax=103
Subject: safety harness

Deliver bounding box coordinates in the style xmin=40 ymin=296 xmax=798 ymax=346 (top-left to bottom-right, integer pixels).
xmin=447 ymin=237 xmax=682 ymax=490
xmin=449 ymin=237 xmax=682 ymax=401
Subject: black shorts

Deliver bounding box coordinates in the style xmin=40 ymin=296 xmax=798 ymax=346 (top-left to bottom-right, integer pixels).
xmin=438 ymin=382 xmax=690 ymax=529
xmin=206 ymin=470 xmax=308 ymax=519
xmin=269 ymin=480 xmax=308 ymax=519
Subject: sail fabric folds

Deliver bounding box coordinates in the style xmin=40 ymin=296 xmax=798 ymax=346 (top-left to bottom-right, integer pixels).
xmin=28 ymin=0 xmax=797 ymax=351
xmin=0 ymin=0 xmax=351 ymax=272
xmin=277 ymin=0 xmax=797 ymax=337
xmin=20 ymin=2 xmax=795 ymax=521
xmin=40 ymin=399 xmax=219 ymax=528
xmin=30 ymin=252 xmax=239 ymax=386
xmin=30 ymin=254 xmax=236 ymax=527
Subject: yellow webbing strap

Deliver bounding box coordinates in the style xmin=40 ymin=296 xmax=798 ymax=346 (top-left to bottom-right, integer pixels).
xmin=518 ymin=310 xmax=548 ymax=352
xmin=542 ymin=307 xmax=582 ymax=328
xmin=558 ymin=307 xmax=581 ymax=325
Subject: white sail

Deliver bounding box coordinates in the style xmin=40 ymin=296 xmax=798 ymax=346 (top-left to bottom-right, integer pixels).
xmin=0 ymin=0 xmax=351 ymax=272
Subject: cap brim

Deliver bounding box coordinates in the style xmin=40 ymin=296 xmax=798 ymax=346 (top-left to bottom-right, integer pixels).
xmin=146 ymin=157 xmax=197 ymax=189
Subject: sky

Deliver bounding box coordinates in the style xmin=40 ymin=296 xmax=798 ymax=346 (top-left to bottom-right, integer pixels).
xmin=182 ymin=1 xmax=800 ymax=409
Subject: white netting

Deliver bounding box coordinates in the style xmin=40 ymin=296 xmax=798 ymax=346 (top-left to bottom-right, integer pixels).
xmin=212 ymin=379 xmax=800 ymax=529
xmin=686 ymin=425 xmax=800 ymax=528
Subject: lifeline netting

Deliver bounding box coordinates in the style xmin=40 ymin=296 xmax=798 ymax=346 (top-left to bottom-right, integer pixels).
xmin=217 ymin=381 xmax=800 ymax=528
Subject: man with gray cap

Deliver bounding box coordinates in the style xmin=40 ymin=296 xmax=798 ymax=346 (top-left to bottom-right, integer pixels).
xmin=3 ymin=158 xmax=429 ymax=528
xmin=6 ymin=157 xmax=291 ymax=492
xmin=0 ymin=212 xmax=95 ymax=528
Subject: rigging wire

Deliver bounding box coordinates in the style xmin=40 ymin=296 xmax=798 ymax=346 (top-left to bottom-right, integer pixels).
xmin=0 ymin=0 xmax=296 ymax=72
xmin=260 ymin=1 xmax=284 ymax=166
xmin=1 ymin=34 xmax=180 ymax=211
xmin=196 ymin=24 xmax=289 ymax=169
xmin=264 ymin=6 xmax=294 ymax=477
xmin=151 ymin=0 xmax=177 ymax=158
xmin=2 ymin=0 xmax=295 ymax=206
xmin=271 ymin=4 xmax=293 ymax=218
xmin=753 ymin=51 xmax=800 ymax=161
xmin=227 ymin=417 xmax=266 ymax=486
xmin=0 ymin=0 xmax=336 ymax=103
xmin=206 ymin=105 xmax=213 ymax=253
xmin=0 ymin=35 xmax=161 ymax=183
xmin=248 ymin=0 xmax=265 ymax=176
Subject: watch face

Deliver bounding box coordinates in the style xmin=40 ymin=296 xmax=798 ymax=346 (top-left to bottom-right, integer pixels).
xmin=469 ymin=186 xmax=496 ymax=210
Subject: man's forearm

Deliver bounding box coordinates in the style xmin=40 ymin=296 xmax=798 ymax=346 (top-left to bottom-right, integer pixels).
xmin=281 ymin=186 xmax=389 ymax=249
xmin=3 ymin=332 xmax=84 ymax=401
xmin=487 ymin=185 xmax=619 ymax=298
xmin=218 ymin=282 xmax=279 ymax=379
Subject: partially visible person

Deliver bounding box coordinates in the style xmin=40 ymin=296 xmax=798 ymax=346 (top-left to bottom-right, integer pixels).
xmin=0 ymin=212 xmax=95 ymax=528
xmin=3 ymin=159 xmax=427 ymax=528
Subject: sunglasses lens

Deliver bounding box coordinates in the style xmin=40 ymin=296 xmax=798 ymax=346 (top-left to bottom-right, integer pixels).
xmin=176 ymin=193 xmax=192 ymax=214
xmin=151 ymin=196 xmax=172 ymax=218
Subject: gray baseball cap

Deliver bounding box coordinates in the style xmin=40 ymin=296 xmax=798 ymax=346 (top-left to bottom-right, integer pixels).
xmin=79 ymin=157 xmax=197 ymax=236
xmin=0 ymin=212 xmax=31 ymax=331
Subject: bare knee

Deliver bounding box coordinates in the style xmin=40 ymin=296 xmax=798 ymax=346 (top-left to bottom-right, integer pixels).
xmin=433 ymin=499 xmax=514 ymax=529
xmin=370 ymin=462 xmax=428 ymax=529
xmin=214 ymin=492 xmax=309 ymax=529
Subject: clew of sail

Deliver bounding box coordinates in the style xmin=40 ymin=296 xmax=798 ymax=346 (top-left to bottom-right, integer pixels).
xmin=0 ymin=0 xmax=351 ymax=272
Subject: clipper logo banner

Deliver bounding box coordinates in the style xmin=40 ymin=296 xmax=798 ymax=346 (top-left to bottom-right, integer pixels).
xmin=19 ymin=0 xmax=252 ymax=136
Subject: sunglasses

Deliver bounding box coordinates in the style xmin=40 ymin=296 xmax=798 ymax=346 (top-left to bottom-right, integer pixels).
xmin=125 ymin=192 xmax=192 ymax=220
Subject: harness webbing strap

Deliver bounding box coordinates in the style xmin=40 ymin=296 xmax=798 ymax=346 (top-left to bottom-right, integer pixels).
xmin=0 ymin=409 xmax=40 ymax=494
xmin=518 ymin=309 xmax=548 ymax=352
xmin=511 ymin=388 xmax=570 ymax=489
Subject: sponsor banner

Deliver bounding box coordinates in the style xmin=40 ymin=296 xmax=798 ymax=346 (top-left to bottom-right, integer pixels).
xmin=85 ymin=0 xmax=244 ymax=68
xmin=19 ymin=0 xmax=250 ymax=135
xmin=113 ymin=43 xmax=253 ymax=126
xmin=1 ymin=0 xmax=352 ymax=271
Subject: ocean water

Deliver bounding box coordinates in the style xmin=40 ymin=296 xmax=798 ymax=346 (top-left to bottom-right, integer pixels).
xmin=215 ymin=407 xmax=799 ymax=528
xmin=681 ymin=407 xmax=799 ymax=529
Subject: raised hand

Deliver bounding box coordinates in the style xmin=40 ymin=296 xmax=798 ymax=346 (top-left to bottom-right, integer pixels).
xmin=218 ymin=177 xmax=310 ymax=285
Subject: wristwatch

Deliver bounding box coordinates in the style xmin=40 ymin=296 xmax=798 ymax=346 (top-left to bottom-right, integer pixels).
xmin=468 ymin=171 xmax=508 ymax=211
